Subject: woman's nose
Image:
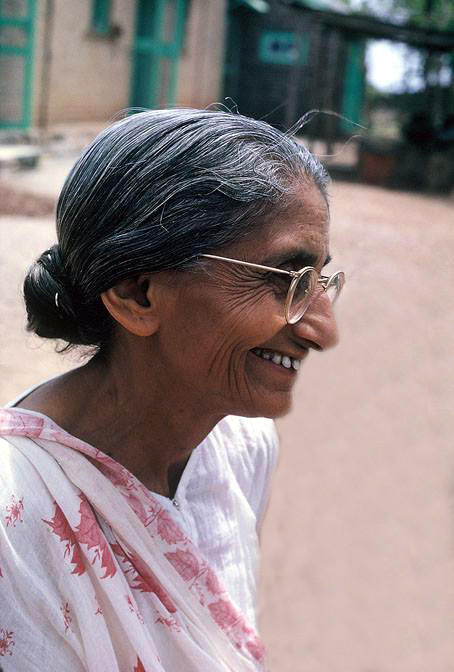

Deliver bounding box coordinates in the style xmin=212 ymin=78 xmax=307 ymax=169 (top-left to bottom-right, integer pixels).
xmin=291 ymin=292 xmax=339 ymax=350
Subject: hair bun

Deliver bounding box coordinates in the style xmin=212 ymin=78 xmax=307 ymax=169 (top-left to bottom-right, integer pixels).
xmin=42 ymin=243 xmax=65 ymax=276
xmin=23 ymin=244 xmax=80 ymax=342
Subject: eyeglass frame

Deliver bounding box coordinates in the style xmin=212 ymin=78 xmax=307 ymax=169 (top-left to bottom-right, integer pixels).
xmin=199 ymin=253 xmax=345 ymax=325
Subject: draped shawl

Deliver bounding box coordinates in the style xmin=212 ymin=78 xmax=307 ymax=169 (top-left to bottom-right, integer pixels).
xmin=0 ymin=408 xmax=267 ymax=671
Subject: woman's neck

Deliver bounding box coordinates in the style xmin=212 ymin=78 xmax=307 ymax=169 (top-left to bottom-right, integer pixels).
xmin=16 ymin=348 xmax=223 ymax=497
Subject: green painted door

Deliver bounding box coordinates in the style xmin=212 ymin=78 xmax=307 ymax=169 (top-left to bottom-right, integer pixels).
xmin=0 ymin=0 xmax=36 ymax=129
xmin=340 ymin=39 xmax=365 ymax=133
xmin=130 ymin=0 xmax=187 ymax=109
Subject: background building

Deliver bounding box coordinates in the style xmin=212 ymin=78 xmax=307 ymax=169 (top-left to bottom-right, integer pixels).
xmin=0 ymin=0 xmax=366 ymax=133
xmin=1 ymin=0 xmax=453 ymax=191
xmin=0 ymin=0 xmax=226 ymax=129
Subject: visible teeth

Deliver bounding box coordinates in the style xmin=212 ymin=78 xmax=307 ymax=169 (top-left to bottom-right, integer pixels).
xmin=252 ymin=348 xmax=301 ymax=371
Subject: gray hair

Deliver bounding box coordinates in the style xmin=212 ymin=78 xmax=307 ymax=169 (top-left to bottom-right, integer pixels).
xmin=23 ymin=108 xmax=329 ymax=350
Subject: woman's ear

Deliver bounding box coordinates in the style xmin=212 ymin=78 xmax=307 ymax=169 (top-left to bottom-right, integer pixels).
xmin=101 ymin=274 xmax=160 ymax=337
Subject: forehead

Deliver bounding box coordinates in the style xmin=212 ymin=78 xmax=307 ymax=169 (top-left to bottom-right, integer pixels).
xmin=232 ymin=182 xmax=330 ymax=267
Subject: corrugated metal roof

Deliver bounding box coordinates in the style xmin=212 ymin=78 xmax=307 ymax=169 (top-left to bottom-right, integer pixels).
xmin=291 ymin=0 xmax=351 ymax=13
xmin=290 ymin=0 xmax=454 ymax=34
xmin=290 ymin=0 xmax=454 ymax=50
xmin=233 ymin=0 xmax=270 ymax=12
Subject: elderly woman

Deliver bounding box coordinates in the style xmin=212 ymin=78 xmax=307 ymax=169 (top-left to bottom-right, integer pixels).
xmin=0 ymin=109 xmax=343 ymax=671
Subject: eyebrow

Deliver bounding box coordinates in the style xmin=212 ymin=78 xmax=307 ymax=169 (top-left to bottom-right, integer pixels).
xmin=262 ymin=249 xmax=332 ymax=269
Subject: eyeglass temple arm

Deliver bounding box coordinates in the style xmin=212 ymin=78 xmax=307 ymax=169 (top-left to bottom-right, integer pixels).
xmin=200 ymin=254 xmax=300 ymax=277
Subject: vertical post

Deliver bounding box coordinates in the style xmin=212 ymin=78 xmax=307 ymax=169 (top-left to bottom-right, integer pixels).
xmin=223 ymin=3 xmax=242 ymax=106
xmin=340 ymin=38 xmax=365 ymax=134
xmin=312 ymin=22 xmax=326 ymax=143
xmin=284 ymin=13 xmax=305 ymax=131
xmin=168 ymin=0 xmax=187 ymax=106
xmin=22 ymin=0 xmax=37 ymax=129
xmin=149 ymin=0 xmax=165 ymax=108
xmin=424 ymin=0 xmax=434 ymax=17
xmin=323 ymin=28 xmax=340 ymax=155
xmin=38 ymin=0 xmax=54 ymax=130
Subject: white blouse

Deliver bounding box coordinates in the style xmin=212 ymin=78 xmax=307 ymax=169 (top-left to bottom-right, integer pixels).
xmin=153 ymin=415 xmax=279 ymax=629
xmin=6 ymin=389 xmax=279 ymax=629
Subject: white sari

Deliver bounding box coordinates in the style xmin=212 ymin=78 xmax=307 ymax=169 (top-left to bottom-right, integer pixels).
xmin=0 ymin=408 xmax=267 ymax=671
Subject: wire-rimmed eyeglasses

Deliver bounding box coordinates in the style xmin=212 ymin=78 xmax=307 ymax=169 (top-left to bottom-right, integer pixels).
xmin=200 ymin=253 xmax=345 ymax=325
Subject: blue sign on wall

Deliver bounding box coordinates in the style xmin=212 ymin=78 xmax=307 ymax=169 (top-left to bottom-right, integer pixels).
xmin=258 ymin=31 xmax=309 ymax=66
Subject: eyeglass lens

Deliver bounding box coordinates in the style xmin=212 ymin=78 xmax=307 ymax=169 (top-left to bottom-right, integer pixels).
xmin=324 ymin=273 xmax=343 ymax=304
xmin=288 ymin=270 xmax=344 ymax=323
xmin=287 ymin=268 xmax=318 ymax=323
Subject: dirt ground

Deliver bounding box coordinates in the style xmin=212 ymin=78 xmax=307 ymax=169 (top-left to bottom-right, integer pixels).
xmin=1 ymin=175 xmax=453 ymax=672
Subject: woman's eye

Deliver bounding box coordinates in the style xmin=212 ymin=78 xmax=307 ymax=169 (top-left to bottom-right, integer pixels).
xmin=265 ymin=273 xmax=289 ymax=295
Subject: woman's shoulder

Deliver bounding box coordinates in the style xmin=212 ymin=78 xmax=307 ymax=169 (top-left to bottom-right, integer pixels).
xmin=204 ymin=416 xmax=279 ymax=519
xmin=4 ymin=373 xmax=76 ymax=425
xmin=200 ymin=415 xmax=278 ymax=474
xmin=215 ymin=415 xmax=278 ymax=450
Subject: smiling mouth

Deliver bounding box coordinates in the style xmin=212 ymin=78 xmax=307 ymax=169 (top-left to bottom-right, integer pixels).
xmin=250 ymin=348 xmax=301 ymax=371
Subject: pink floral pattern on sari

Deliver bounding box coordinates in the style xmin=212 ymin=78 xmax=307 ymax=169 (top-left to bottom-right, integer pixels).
xmin=43 ymin=495 xmax=116 ymax=578
xmin=0 ymin=408 xmax=267 ymax=668
xmin=60 ymin=602 xmax=72 ymax=634
xmin=0 ymin=411 xmax=43 ymax=437
xmin=0 ymin=628 xmax=14 ymax=657
xmin=154 ymin=612 xmax=180 ymax=632
xmin=133 ymin=658 xmax=145 ymax=672
xmin=112 ymin=542 xmax=177 ymax=613
xmin=156 ymin=509 xmax=186 ymax=544
xmin=164 ymin=549 xmax=201 ymax=582
xmin=205 ymin=566 xmax=224 ymax=596
xmin=126 ymin=595 xmax=144 ymax=624
xmin=75 ymin=496 xmax=116 ymax=578
xmin=209 ymin=599 xmax=242 ymax=630
xmin=5 ymin=494 xmax=24 ymax=527
xmin=43 ymin=502 xmax=86 ymax=575
xmin=94 ymin=595 xmax=103 ymax=616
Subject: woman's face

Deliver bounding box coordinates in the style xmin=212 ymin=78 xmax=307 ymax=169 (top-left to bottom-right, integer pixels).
xmin=150 ymin=181 xmax=339 ymax=419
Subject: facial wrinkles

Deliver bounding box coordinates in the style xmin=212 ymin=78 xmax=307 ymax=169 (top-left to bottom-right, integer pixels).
xmin=227 ymin=293 xmax=266 ymax=402
xmin=160 ymin=270 xmax=241 ymax=397
xmin=176 ymin=184 xmax=332 ymax=416
xmin=207 ymin=261 xmax=263 ymax=293
xmin=204 ymin=329 xmax=243 ymax=408
xmin=206 ymin=298 xmax=251 ymax=370
xmin=205 ymin=282 xmax=273 ymax=407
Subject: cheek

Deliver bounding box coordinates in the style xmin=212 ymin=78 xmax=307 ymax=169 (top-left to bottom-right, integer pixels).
xmin=170 ymin=287 xmax=282 ymax=369
xmin=210 ymin=285 xmax=282 ymax=348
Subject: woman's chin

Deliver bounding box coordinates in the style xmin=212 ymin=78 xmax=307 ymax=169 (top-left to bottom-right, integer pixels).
xmin=242 ymin=351 xmax=298 ymax=417
xmin=261 ymin=394 xmax=293 ymax=419
xmin=235 ymin=390 xmax=293 ymax=419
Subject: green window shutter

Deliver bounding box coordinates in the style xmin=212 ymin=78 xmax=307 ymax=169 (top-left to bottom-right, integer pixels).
xmin=91 ymin=0 xmax=111 ymax=35
xmin=0 ymin=0 xmax=37 ymax=130
xmin=130 ymin=0 xmax=187 ymax=110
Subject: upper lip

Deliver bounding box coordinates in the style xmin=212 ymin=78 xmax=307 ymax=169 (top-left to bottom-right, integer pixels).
xmin=252 ymin=346 xmax=309 ymax=361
